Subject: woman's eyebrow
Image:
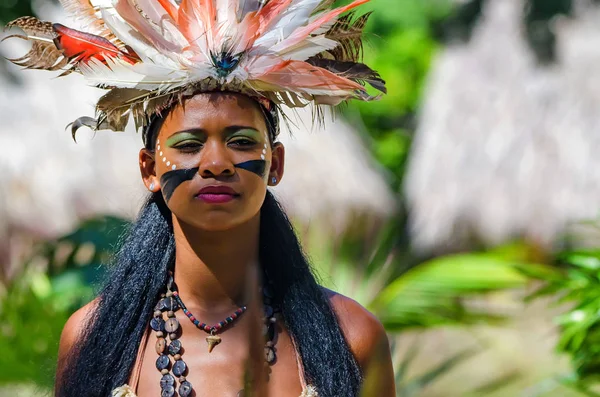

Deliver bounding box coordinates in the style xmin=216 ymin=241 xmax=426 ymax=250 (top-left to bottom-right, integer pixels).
xmin=167 ymin=126 xmax=260 ymax=141
xmin=224 ymin=126 xmax=260 ymax=134
xmin=171 ymin=128 xmax=205 ymax=136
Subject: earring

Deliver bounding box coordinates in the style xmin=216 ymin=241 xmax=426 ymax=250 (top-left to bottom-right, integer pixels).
xmin=271 ymin=176 xmax=277 ymax=184
xmin=149 ymin=182 xmax=155 ymax=191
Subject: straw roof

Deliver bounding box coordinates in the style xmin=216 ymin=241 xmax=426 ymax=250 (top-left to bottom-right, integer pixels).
xmin=405 ymin=0 xmax=600 ymax=252
xmin=0 ymin=7 xmax=395 ymax=278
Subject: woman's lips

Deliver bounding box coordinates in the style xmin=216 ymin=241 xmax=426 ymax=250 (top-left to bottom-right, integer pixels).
xmin=195 ymin=185 xmax=239 ymax=204
xmin=196 ymin=193 xmax=237 ymax=204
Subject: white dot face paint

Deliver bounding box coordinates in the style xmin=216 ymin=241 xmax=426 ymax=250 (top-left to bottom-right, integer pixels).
xmin=157 ymin=138 xmax=177 ymax=172
xmin=261 ymin=131 xmax=269 ymax=173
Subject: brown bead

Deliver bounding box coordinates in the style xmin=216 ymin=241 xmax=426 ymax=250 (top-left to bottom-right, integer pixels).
xmin=161 ymin=369 xmax=169 ymax=375
xmin=156 ymin=338 xmax=166 ymax=355
xmin=170 ymin=333 xmax=178 ymax=340
xmin=154 ymin=310 xmax=162 ymax=317
xmin=179 ymin=376 xmax=186 ymax=382
xmin=165 ymin=318 xmax=180 ymax=333
xmin=156 ymin=331 xmax=164 ymax=338
xmin=166 ymin=290 xmax=173 ymax=297
xmin=174 ymin=354 xmax=182 ymax=361
xmin=167 ymin=311 xmax=175 ymax=318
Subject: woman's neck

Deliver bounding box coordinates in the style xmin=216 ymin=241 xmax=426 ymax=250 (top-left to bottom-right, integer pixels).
xmin=171 ymin=213 xmax=261 ymax=312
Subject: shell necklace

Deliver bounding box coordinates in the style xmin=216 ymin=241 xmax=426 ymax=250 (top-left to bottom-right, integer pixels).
xmin=151 ymin=275 xmax=280 ymax=397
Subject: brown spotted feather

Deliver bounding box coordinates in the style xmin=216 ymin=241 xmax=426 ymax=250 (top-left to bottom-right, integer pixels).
xmin=323 ymin=11 xmax=372 ymax=62
xmin=3 ymin=17 xmax=69 ymax=71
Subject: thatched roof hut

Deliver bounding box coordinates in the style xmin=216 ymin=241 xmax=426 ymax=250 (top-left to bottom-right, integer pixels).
xmin=405 ymin=0 xmax=600 ymax=252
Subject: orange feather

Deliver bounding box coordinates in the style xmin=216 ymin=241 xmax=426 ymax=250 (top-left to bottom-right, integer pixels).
xmin=157 ymin=0 xmax=179 ymax=22
xmin=259 ymin=60 xmax=364 ymax=92
xmin=233 ymin=0 xmax=292 ymax=52
xmin=256 ymin=0 xmax=294 ymax=36
xmin=52 ymin=23 xmax=139 ymax=64
xmin=115 ymin=0 xmax=180 ymax=52
xmin=178 ymin=0 xmax=215 ymax=50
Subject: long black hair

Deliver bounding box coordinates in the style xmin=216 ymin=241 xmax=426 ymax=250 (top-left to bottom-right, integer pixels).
xmin=56 ymin=99 xmax=362 ymax=397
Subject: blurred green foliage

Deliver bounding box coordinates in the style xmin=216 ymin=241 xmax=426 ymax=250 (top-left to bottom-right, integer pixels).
xmin=0 ymin=216 xmax=128 ymax=391
xmin=521 ymin=246 xmax=600 ymax=394
xmin=0 ymin=0 xmax=35 ymax=26
xmin=310 ymin=222 xmax=537 ymax=331
xmin=0 ymin=274 xmax=70 ymax=390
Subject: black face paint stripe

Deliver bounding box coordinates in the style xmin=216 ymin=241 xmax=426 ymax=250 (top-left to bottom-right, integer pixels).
xmin=159 ymin=160 xmax=267 ymax=203
xmin=235 ymin=160 xmax=267 ymax=178
xmin=160 ymin=167 xmax=199 ymax=202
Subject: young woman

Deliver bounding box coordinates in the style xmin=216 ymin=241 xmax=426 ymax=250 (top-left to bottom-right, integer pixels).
xmin=5 ymin=0 xmax=393 ymax=395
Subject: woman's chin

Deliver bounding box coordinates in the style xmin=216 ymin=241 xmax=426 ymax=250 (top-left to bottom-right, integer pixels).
xmin=178 ymin=212 xmax=250 ymax=232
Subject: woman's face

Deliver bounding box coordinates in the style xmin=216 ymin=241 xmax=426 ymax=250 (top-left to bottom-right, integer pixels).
xmin=139 ymin=93 xmax=285 ymax=231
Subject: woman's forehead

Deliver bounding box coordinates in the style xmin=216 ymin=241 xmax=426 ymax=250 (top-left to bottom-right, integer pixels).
xmin=161 ymin=93 xmax=267 ymax=134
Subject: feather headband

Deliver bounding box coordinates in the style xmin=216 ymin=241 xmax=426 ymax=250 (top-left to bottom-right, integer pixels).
xmin=3 ymin=0 xmax=386 ymax=137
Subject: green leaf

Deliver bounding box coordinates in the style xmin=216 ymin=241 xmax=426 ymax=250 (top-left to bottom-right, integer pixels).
xmin=371 ymin=252 xmax=528 ymax=328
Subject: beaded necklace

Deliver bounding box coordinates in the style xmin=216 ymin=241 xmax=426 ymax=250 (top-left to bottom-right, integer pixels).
xmin=174 ymin=290 xmax=247 ymax=352
xmin=151 ymin=275 xmax=280 ymax=397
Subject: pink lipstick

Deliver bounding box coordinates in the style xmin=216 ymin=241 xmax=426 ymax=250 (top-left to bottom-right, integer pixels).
xmin=195 ymin=185 xmax=239 ymax=204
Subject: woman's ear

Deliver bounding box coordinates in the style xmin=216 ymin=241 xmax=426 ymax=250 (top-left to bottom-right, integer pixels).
xmin=268 ymin=142 xmax=285 ymax=186
xmin=139 ymin=148 xmax=160 ymax=192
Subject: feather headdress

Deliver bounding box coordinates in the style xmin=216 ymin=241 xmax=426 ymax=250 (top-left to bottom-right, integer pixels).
xmin=3 ymin=0 xmax=385 ymax=135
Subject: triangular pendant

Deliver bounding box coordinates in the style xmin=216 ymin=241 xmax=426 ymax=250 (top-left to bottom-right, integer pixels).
xmin=206 ymin=335 xmax=222 ymax=353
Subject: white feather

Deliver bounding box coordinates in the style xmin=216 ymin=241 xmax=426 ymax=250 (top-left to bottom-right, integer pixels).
xmin=311 ymin=14 xmax=338 ymax=36
xmin=101 ymin=8 xmax=180 ymax=68
xmin=59 ymin=0 xmax=116 ymax=37
xmin=215 ymin=0 xmax=238 ymax=36
xmin=133 ymin=0 xmax=189 ymax=49
xmin=274 ymin=35 xmax=338 ymax=60
xmin=80 ymin=57 xmax=188 ymax=91
xmin=254 ymin=0 xmax=322 ymax=48
xmin=241 ymin=55 xmax=282 ymax=79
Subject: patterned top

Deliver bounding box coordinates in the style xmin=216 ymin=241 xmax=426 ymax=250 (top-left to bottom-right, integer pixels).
xmin=111 ymin=384 xmax=319 ymax=397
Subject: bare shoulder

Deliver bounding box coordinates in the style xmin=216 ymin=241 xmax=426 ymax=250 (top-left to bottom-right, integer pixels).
xmin=59 ymin=298 xmax=98 ymax=352
xmin=323 ymin=288 xmax=388 ymax=367
xmin=55 ymin=298 xmax=99 ymax=393
xmin=324 ymin=288 xmax=396 ymax=396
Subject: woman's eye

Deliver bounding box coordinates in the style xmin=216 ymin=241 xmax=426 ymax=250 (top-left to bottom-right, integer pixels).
xmin=174 ymin=142 xmax=202 ymax=151
xmin=229 ymin=138 xmax=257 ymax=147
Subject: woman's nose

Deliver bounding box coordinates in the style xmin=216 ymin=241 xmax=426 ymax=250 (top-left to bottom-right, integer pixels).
xmin=198 ymin=141 xmax=235 ymax=178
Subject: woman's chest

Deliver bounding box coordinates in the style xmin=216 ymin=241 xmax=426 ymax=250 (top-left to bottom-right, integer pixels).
xmin=134 ymin=321 xmax=306 ymax=397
